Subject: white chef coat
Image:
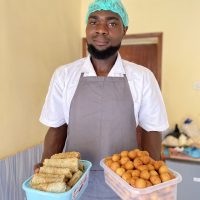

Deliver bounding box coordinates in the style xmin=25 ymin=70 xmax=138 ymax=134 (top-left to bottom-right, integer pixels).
xmin=40 ymin=53 xmax=169 ymax=132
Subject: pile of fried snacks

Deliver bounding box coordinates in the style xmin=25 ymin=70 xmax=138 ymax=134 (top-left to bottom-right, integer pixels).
xmin=104 ymin=149 xmax=175 ymax=189
xmin=30 ymin=152 xmax=84 ymax=193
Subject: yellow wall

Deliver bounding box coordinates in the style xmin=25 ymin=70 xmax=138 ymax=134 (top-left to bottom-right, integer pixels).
xmin=1 ymin=0 xmax=200 ymax=158
xmin=0 ymin=0 xmax=81 ymax=158
xmin=81 ymin=0 xmax=200 ymax=128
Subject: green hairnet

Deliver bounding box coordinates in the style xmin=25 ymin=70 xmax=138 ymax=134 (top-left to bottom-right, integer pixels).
xmin=86 ymin=0 xmax=128 ymax=27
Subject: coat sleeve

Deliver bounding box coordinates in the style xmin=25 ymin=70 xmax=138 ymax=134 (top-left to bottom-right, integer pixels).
xmin=138 ymin=70 xmax=169 ymax=132
xmin=39 ymin=68 xmax=66 ymax=127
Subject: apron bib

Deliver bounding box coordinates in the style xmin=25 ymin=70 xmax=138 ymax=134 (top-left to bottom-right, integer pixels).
xmin=66 ymin=73 xmax=137 ymax=199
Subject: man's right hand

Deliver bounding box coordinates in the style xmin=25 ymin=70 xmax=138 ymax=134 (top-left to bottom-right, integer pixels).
xmin=34 ymin=163 xmax=43 ymax=173
xmin=34 ymin=125 xmax=68 ymax=173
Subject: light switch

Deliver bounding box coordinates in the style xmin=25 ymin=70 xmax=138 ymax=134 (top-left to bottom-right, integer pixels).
xmin=193 ymin=177 xmax=200 ymax=182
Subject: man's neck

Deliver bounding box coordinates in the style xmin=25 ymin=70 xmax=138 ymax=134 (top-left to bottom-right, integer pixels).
xmin=90 ymin=53 xmax=118 ymax=76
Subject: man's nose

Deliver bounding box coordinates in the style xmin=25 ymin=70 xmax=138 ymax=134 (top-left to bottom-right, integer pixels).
xmin=95 ymin=23 xmax=108 ymax=35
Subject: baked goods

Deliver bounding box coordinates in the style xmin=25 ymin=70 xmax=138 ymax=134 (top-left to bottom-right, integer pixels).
xmin=43 ymin=157 xmax=79 ymax=173
xmin=30 ymin=174 xmax=66 ymax=185
xmin=30 ymin=152 xmax=84 ymax=193
xmin=39 ymin=166 xmax=72 ymax=178
xmin=104 ymin=149 xmax=175 ymax=189
xmin=30 ymin=182 xmax=69 ymax=193
xmin=67 ymin=170 xmax=83 ymax=187
xmin=50 ymin=151 xmax=81 ymax=159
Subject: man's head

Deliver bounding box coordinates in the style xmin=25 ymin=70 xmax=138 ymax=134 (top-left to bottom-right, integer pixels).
xmin=86 ymin=0 xmax=128 ymax=28
xmin=86 ymin=0 xmax=128 ymax=59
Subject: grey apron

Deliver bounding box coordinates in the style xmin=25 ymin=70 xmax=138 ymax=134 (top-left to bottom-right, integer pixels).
xmin=66 ymin=73 xmax=137 ymax=199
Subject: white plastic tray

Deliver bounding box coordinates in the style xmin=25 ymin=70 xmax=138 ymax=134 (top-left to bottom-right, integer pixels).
xmin=100 ymin=159 xmax=182 ymax=200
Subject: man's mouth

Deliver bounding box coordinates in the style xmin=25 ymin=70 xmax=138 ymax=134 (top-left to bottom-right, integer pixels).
xmin=93 ymin=37 xmax=109 ymax=46
xmin=95 ymin=41 xmax=108 ymax=46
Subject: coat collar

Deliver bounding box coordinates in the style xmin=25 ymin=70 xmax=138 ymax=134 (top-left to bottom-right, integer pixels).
xmin=81 ymin=53 xmax=126 ymax=77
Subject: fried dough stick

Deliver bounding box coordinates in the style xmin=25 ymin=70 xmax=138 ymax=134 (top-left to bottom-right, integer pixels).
xmin=39 ymin=166 xmax=72 ymax=178
xmin=67 ymin=170 xmax=83 ymax=187
xmin=31 ymin=182 xmax=69 ymax=193
xmin=30 ymin=174 xmax=66 ymax=185
xmin=43 ymin=158 xmax=79 ymax=173
xmin=51 ymin=152 xmax=80 ymax=159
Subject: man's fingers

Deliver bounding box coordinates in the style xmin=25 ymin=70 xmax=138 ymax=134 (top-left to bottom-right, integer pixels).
xmin=34 ymin=163 xmax=43 ymax=173
xmin=34 ymin=168 xmax=40 ymax=174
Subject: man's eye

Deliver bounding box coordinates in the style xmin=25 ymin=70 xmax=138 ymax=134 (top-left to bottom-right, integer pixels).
xmin=108 ymin=22 xmax=117 ymax=27
xmin=89 ymin=21 xmax=96 ymax=25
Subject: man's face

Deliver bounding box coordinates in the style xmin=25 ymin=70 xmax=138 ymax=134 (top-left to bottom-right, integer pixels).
xmin=86 ymin=10 xmax=127 ymax=53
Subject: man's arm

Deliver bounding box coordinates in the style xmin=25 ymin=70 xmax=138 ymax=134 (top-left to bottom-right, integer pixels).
xmin=34 ymin=123 xmax=68 ymax=172
xmin=139 ymin=126 xmax=162 ymax=160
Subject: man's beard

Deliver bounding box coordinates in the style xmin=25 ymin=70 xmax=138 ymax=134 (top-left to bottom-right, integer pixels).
xmin=87 ymin=43 xmax=121 ymax=60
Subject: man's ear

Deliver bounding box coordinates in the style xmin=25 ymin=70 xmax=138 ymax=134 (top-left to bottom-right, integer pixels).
xmin=123 ymin=26 xmax=128 ymax=36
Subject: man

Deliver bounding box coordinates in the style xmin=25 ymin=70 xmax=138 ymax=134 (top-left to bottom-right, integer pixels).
xmin=35 ymin=0 xmax=169 ymax=199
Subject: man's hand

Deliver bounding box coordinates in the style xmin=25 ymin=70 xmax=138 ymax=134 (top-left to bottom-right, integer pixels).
xmin=34 ymin=163 xmax=43 ymax=173
xmin=33 ymin=124 xmax=68 ymax=173
xmin=138 ymin=126 xmax=162 ymax=160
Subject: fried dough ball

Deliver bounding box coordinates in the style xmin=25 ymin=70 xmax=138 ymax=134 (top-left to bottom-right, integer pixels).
xmin=168 ymin=171 xmax=176 ymax=179
xmin=135 ymin=178 xmax=147 ymax=188
xmin=160 ymin=160 xmax=165 ymax=165
xmin=116 ymin=167 xmax=126 ymax=177
xmin=137 ymin=164 xmax=148 ymax=171
xmin=128 ymin=150 xmax=137 ymax=159
xmin=122 ymin=172 xmax=132 ymax=182
xmin=112 ymin=154 xmax=121 ymax=162
xmin=125 ymin=161 xmax=134 ymax=170
xmin=163 ymin=185 xmax=174 ymax=193
xmin=125 ymin=177 xmax=132 ymax=184
xmin=149 ymin=170 xmax=158 ymax=176
xmin=121 ymin=164 xmax=126 ymax=169
xmin=160 ymin=172 xmax=171 ymax=182
xmin=147 ymin=164 xmax=155 ymax=171
xmin=140 ymin=170 xmax=150 ymax=180
xmin=136 ymin=150 xmax=144 ymax=157
xmin=146 ymin=180 xmax=153 ymax=187
xmin=120 ymin=156 xmax=130 ymax=165
xmin=153 ymin=160 xmax=165 ymax=170
xmin=142 ymin=151 xmax=150 ymax=156
xmin=137 ymin=150 xmax=149 ymax=157
xmin=120 ymin=150 xmax=129 ymax=157
xmin=158 ymin=165 xmax=169 ymax=174
xmin=126 ymin=169 xmax=134 ymax=175
xmin=149 ymin=192 xmax=159 ymax=200
xmin=150 ymin=175 xmax=161 ymax=185
xmin=130 ymin=177 xmax=137 ymax=187
xmin=110 ymin=162 xmax=120 ymax=172
xmin=105 ymin=159 xmax=113 ymax=167
xmin=140 ymin=155 xmax=150 ymax=164
xmin=133 ymin=148 xmax=140 ymax=153
xmin=149 ymin=157 xmax=156 ymax=165
xmin=131 ymin=169 xmax=140 ymax=177
xmin=133 ymin=158 xmax=143 ymax=168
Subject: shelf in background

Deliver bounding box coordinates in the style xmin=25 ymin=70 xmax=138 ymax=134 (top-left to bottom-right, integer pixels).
xmin=162 ymin=146 xmax=200 ymax=163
